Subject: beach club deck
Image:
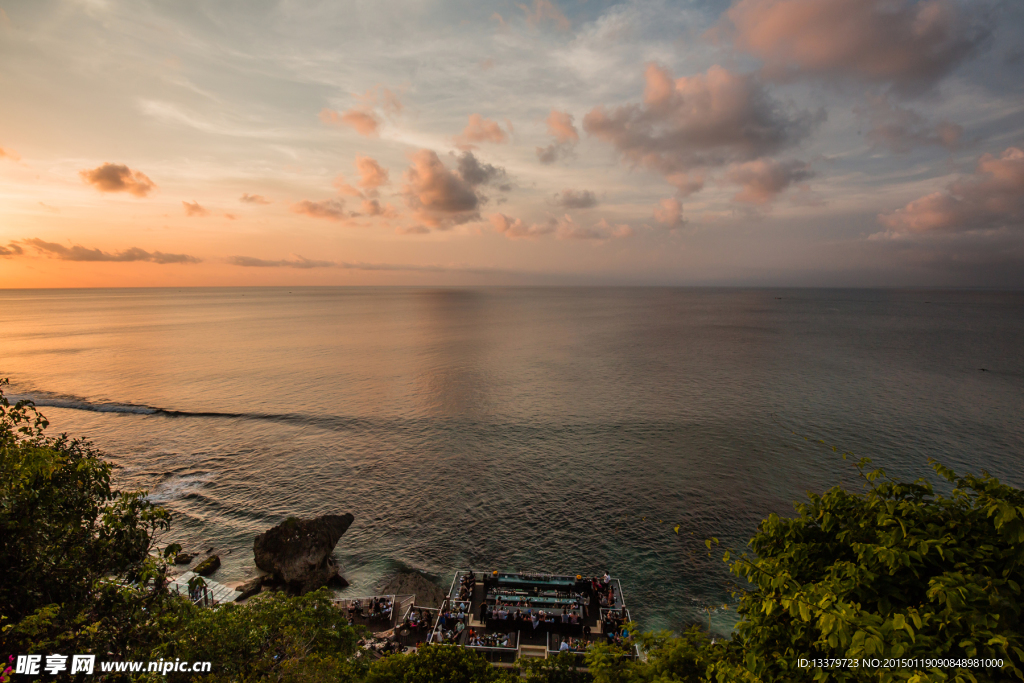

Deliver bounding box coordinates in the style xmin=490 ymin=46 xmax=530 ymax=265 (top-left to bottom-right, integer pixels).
xmin=424 ymin=569 xmax=640 ymax=665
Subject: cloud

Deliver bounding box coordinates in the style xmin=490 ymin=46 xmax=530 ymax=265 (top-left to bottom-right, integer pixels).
xmin=583 ymin=64 xmax=819 ymax=187
xmin=717 ymin=0 xmax=991 ymax=93
xmin=879 ymin=147 xmax=1024 ymax=234
xmin=240 ymin=193 xmax=271 ymax=204
xmin=398 ymin=225 xmax=432 ymax=235
xmin=227 ymin=255 xmax=335 ymax=268
xmin=519 ymin=0 xmax=571 ymax=31
xmin=854 ymin=95 xmax=962 ymax=153
xmin=360 ymin=198 xmax=399 ymax=218
xmin=292 ymin=199 xmax=351 ymax=221
xmin=319 ymin=86 xmax=403 ymax=138
xmin=455 ymin=151 xmax=507 ymax=186
xmin=536 ymin=110 xmax=579 ymax=164
xmin=555 ymin=216 xmax=633 ymax=241
xmin=653 ymin=197 xmax=685 ymax=229
xmin=665 ymin=172 xmax=706 ymax=197
xmin=182 ymin=200 xmax=209 ymax=217
xmin=725 ymin=158 xmax=813 ymax=204
xmin=455 ymin=114 xmax=510 ymax=149
xmin=401 ymin=149 xmax=481 ymax=229
xmin=490 ymin=213 xmax=557 ymax=239
xmin=0 ymin=146 xmax=20 ymax=161
xmin=335 ymin=156 xmax=392 ymax=200
xmin=355 ymin=156 xmax=389 ymax=191
xmin=21 ymin=238 xmax=199 ymax=263
xmin=554 ymin=189 xmax=598 ymax=209
xmin=79 ymin=163 xmax=155 ymax=197
xmin=0 ymin=242 xmax=24 ymax=257
xmin=320 ymin=108 xmax=380 ymax=136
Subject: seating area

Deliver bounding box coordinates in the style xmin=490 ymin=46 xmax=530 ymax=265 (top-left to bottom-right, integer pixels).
xmin=334 ymin=595 xmax=399 ymax=632
xmin=396 ymin=605 xmax=438 ymax=647
xmin=441 ymin=569 xmax=640 ymax=665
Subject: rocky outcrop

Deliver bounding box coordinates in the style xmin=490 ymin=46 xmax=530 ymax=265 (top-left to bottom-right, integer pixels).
xmin=174 ymin=552 xmax=196 ymax=565
xmin=378 ymin=570 xmax=445 ymax=608
xmin=253 ymin=514 xmax=353 ymax=594
xmin=234 ymin=575 xmax=265 ymax=601
xmin=193 ymin=555 xmax=221 ymax=576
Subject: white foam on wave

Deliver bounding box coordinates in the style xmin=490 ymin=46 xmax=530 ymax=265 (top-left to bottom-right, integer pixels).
xmin=146 ymin=471 xmax=216 ymax=503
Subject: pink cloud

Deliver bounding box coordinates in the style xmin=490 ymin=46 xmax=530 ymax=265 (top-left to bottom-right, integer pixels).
xmin=583 ymin=63 xmax=818 ymax=186
xmin=537 ymin=110 xmax=579 ymax=164
xmin=360 ymin=199 xmax=399 ymax=218
xmin=334 ymin=156 xmax=391 ymax=199
xmin=653 ymin=197 xmax=684 ymax=229
xmin=725 ymin=158 xmax=813 ymax=204
xmin=879 ymin=147 xmax=1024 ymax=233
xmin=666 ymin=172 xmax=705 ymax=197
xmin=546 ymin=110 xmax=579 ymax=144
xmin=490 ymin=213 xmax=557 ymax=239
xmin=182 ymin=200 xmax=210 ymax=217
xmin=401 ymin=149 xmax=481 ymax=229
xmin=0 ymin=145 xmax=20 ymax=161
xmin=855 ymin=95 xmax=962 ymax=153
xmin=292 ymin=199 xmax=351 ymax=221
xmin=355 ymin=156 xmax=389 ymax=190
xmin=318 ymin=86 xmax=403 ymax=137
xmin=455 ymin=114 xmax=510 ymax=150
xmin=320 ymin=108 xmax=381 ymax=136
xmin=79 ymin=163 xmax=155 ymax=197
xmin=718 ymin=0 xmax=990 ymax=92
xmin=518 ymin=0 xmax=570 ymax=31
xmin=240 ymin=193 xmax=271 ymax=204
xmin=20 ymin=238 xmax=198 ymax=263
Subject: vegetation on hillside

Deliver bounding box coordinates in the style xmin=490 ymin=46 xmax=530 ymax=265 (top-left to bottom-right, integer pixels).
xmin=2 ymin=380 xmax=1022 ymax=682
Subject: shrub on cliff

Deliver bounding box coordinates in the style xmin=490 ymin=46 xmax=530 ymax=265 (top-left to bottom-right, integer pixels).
xmin=0 ymin=380 xmax=176 ymax=660
xmin=590 ymin=459 xmax=1024 ymax=683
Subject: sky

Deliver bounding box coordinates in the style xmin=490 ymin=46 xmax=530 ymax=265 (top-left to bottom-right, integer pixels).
xmin=1 ymin=0 xmax=1023 ymax=288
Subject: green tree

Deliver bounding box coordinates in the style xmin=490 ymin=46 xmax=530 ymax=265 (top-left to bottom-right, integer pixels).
xmin=520 ymin=651 xmax=594 ymax=683
xmin=149 ymin=589 xmax=366 ymax=683
xmin=364 ymin=644 xmax=517 ymax=683
xmin=715 ymin=459 xmax=1024 ymax=682
xmin=0 ymin=380 xmax=177 ymax=661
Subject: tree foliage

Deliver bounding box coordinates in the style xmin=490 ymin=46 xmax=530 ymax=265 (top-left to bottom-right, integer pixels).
xmin=148 ymin=589 xmax=366 ymax=683
xmin=718 ymin=459 xmax=1024 ymax=682
xmin=0 ymin=379 xmax=176 ymax=660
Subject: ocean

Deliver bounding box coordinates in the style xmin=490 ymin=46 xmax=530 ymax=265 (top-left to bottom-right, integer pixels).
xmin=2 ymin=287 xmax=1022 ymax=633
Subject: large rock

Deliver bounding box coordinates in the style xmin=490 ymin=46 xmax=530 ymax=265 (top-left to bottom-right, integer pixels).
xmin=378 ymin=570 xmax=445 ymax=608
xmin=253 ymin=514 xmax=353 ymax=594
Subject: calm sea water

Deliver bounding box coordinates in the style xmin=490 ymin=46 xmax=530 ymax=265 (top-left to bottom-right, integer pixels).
xmin=2 ymin=287 xmax=1022 ymax=633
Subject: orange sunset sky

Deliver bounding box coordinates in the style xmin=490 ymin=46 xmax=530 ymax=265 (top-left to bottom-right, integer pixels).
xmin=1 ymin=0 xmax=1023 ymax=288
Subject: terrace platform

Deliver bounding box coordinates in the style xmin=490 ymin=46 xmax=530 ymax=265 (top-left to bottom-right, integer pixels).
xmin=428 ymin=569 xmax=640 ymax=665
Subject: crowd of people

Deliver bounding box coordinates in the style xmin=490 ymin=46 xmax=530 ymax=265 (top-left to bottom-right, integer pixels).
xmin=483 ymin=604 xmax=583 ymax=627
xmin=467 ymin=630 xmax=515 ymax=648
xmin=602 ymin=609 xmax=630 ymax=645
xmin=345 ymin=596 xmax=394 ymax=622
xmin=555 ymin=637 xmax=591 ymax=653
xmin=402 ymin=608 xmax=435 ymax=632
xmin=457 ymin=570 xmax=475 ymax=600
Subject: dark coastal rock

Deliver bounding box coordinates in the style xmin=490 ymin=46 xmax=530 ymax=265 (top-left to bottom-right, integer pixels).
xmin=253 ymin=514 xmax=354 ymax=594
xmin=235 ymin=575 xmax=265 ymax=601
xmin=174 ymin=552 xmax=196 ymax=565
xmin=194 ymin=555 xmax=221 ymax=577
xmin=378 ymin=570 xmax=445 ymax=608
